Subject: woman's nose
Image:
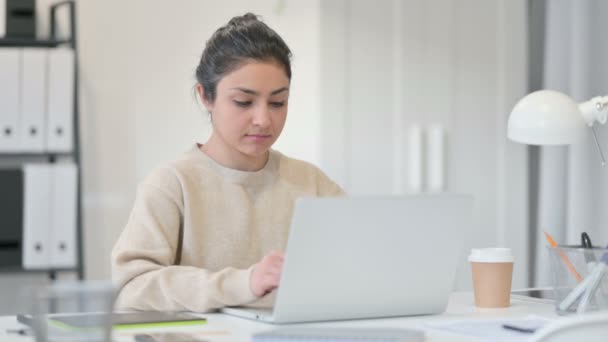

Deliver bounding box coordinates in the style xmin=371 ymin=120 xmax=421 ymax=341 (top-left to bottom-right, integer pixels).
xmin=252 ymin=105 xmax=271 ymax=127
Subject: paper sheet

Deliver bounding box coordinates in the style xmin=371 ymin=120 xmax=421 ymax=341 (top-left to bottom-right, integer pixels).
xmin=427 ymin=316 xmax=552 ymax=341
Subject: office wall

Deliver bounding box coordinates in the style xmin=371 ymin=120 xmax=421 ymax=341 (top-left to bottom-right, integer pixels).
xmin=76 ymin=0 xmax=137 ymax=280
xmin=320 ymin=0 xmax=529 ymax=289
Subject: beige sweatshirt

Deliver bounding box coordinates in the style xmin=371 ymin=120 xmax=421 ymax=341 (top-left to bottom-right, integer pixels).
xmin=111 ymin=145 xmax=344 ymax=312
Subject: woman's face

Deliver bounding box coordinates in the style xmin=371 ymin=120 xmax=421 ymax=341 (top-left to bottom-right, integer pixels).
xmin=201 ymin=61 xmax=290 ymax=160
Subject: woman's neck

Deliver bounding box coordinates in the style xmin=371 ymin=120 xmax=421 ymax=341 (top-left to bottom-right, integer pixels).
xmin=200 ymin=135 xmax=269 ymax=172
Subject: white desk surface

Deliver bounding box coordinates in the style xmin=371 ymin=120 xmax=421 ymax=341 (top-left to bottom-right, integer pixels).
xmin=0 ymin=292 xmax=558 ymax=341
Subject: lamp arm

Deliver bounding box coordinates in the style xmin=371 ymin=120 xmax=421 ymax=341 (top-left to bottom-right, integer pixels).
xmin=578 ymin=95 xmax=608 ymax=126
xmin=579 ymin=95 xmax=608 ymax=167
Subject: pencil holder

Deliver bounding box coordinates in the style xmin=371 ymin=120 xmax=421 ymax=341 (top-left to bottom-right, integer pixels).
xmin=26 ymin=280 xmax=116 ymax=342
xmin=547 ymin=246 xmax=608 ymax=315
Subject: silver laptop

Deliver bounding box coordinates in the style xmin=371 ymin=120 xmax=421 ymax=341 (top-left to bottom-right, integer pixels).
xmin=221 ymin=195 xmax=472 ymax=324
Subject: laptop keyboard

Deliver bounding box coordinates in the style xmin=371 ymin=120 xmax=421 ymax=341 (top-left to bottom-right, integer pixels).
xmin=244 ymin=308 xmax=273 ymax=317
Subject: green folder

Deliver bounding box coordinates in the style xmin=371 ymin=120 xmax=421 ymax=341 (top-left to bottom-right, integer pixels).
xmin=46 ymin=311 xmax=207 ymax=330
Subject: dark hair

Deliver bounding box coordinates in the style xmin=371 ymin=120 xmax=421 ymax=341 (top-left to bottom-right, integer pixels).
xmin=195 ymin=13 xmax=292 ymax=103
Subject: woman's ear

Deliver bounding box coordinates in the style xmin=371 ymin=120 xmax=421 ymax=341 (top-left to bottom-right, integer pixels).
xmin=196 ymin=83 xmax=214 ymax=112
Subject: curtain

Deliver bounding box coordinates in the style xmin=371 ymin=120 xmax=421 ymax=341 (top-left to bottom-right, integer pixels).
xmin=535 ymin=0 xmax=608 ymax=286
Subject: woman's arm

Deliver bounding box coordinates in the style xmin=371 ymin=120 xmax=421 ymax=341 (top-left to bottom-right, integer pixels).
xmin=111 ymin=179 xmax=258 ymax=312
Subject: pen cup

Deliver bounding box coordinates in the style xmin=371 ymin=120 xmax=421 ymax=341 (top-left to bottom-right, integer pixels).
xmin=27 ymin=281 xmax=116 ymax=342
xmin=469 ymin=248 xmax=514 ymax=308
xmin=547 ymin=246 xmax=608 ymax=314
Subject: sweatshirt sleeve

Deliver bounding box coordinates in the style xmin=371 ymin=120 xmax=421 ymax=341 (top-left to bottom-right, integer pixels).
xmin=315 ymin=168 xmax=347 ymax=197
xmin=111 ymin=170 xmax=258 ymax=312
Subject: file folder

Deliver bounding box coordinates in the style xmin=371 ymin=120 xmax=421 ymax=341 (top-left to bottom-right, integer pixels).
xmin=0 ymin=168 xmax=24 ymax=268
xmin=20 ymin=48 xmax=47 ymax=152
xmin=0 ymin=48 xmax=21 ymax=153
xmin=6 ymin=0 xmax=36 ymax=39
xmin=50 ymin=163 xmax=77 ymax=268
xmin=0 ymin=1 xmax=5 ymax=37
xmin=46 ymin=48 xmax=74 ymax=153
xmin=22 ymin=164 xmax=52 ymax=269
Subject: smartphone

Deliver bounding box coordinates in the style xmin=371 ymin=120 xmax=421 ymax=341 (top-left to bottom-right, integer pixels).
xmin=511 ymin=288 xmax=555 ymax=302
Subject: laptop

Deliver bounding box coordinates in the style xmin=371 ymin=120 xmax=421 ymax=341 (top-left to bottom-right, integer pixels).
xmin=221 ymin=195 xmax=473 ymax=324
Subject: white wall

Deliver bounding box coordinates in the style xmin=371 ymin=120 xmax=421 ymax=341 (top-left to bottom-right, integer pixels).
xmin=320 ymin=0 xmax=529 ymax=289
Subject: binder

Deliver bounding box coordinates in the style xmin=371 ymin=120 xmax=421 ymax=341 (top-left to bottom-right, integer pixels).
xmin=22 ymin=164 xmax=52 ymax=269
xmin=6 ymin=0 xmax=36 ymax=39
xmin=49 ymin=163 xmax=77 ymax=268
xmin=0 ymin=0 xmax=5 ymax=37
xmin=0 ymin=169 xmax=24 ymax=268
xmin=0 ymin=48 xmax=21 ymax=152
xmin=20 ymin=48 xmax=47 ymax=152
xmin=46 ymin=48 xmax=74 ymax=153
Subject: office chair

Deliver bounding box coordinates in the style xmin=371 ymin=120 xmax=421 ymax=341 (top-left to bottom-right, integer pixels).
xmin=530 ymin=311 xmax=608 ymax=342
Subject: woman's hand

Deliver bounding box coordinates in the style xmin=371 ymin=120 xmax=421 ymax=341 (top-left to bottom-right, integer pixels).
xmin=250 ymin=251 xmax=284 ymax=297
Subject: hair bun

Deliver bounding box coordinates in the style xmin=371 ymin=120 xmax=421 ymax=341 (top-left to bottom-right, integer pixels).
xmin=195 ymin=12 xmax=292 ymax=102
xmin=227 ymin=13 xmax=260 ymax=27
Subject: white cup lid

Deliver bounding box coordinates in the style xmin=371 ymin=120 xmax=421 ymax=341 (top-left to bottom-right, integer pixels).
xmin=468 ymin=248 xmax=514 ymax=263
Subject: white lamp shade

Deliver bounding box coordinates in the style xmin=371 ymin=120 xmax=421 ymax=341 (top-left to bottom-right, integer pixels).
xmin=507 ymin=90 xmax=587 ymax=145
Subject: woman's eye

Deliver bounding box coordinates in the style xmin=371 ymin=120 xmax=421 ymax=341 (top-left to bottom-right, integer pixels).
xmin=234 ymin=100 xmax=252 ymax=107
xmin=270 ymin=101 xmax=285 ymax=108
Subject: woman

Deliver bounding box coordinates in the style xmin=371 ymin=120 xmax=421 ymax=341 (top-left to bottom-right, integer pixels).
xmin=111 ymin=13 xmax=344 ymax=312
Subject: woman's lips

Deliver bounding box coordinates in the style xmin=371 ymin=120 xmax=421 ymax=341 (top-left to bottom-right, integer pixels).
xmin=245 ymin=134 xmax=271 ymax=142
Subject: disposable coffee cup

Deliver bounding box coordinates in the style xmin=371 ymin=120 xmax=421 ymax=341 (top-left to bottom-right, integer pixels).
xmin=469 ymin=248 xmax=514 ymax=308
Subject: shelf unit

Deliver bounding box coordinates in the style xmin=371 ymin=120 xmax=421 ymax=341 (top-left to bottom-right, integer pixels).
xmin=0 ymin=0 xmax=82 ymax=280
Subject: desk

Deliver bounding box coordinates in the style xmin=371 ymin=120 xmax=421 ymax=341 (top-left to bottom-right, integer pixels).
xmin=0 ymin=292 xmax=558 ymax=341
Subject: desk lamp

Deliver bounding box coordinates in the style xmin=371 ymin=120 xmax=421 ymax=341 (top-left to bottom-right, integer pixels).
xmin=507 ymin=89 xmax=608 ymax=313
xmin=508 ymin=89 xmax=608 ymax=165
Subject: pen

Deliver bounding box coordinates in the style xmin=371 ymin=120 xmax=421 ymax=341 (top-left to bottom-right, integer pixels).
xmin=579 ymin=250 xmax=608 ymax=313
xmin=581 ymin=232 xmax=593 ymax=248
xmin=502 ymin=323 xmax=537 ymax=334
xmin=560 ymin=252 xmax=608 ymax=313
xmin=6 ymin=328 xmax=31 ymax=336
xmin=558 ymin=268 xmax=597 ymax=311
xmin=581 ymin=232 xmax=597 ymax=266
xmin=544 ymin=231 xmax=583 ymax=283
